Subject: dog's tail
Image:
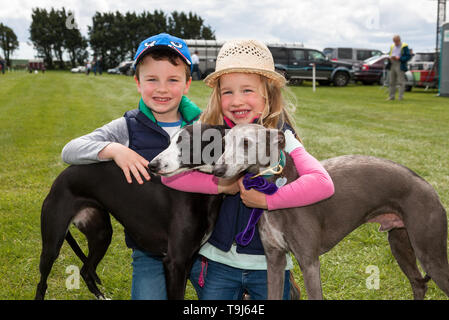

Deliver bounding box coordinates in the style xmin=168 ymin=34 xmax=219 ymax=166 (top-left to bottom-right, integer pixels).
xmin=65 ymin=231 xmax=102 ymax=285
xmin=65 ymin=231 xmax=87 ymax=263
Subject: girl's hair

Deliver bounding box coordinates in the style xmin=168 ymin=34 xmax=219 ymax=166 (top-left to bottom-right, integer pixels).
xmin=200 ymin=75 xmax=300 ymax=139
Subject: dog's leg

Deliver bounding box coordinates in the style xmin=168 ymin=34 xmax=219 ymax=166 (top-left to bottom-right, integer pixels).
xmin=296 ymin=256 xmax=322 ymax=300
xmin=265 ymin=248 xmax=287 ymax=300
xmin=35 ymin=239 xmax=64 ymax=300
xmin=163 ymin=255 xmax=189 ymax=300
xmin=74 ymin=208 xmax=112 ymax=300
xmin=400 ymin=199 xmax=449 ymax=298
xmin=388 ymin=228 xmax=429 ymax=299
xmin=35 ymin=197 xmax=73 ymax=300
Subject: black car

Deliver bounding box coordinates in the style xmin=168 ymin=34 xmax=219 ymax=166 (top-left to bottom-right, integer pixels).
xmin=353 ymin=55 xmax=389 ymax=85
xmin=269 ymin=46 xmax=352 ymax=86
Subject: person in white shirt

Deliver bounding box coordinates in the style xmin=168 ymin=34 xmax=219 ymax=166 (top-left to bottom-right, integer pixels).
xmin=191 ymin=50 xmax=201 ymax=80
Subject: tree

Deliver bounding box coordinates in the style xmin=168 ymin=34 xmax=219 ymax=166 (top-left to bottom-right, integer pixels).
xmin=49 ymin=8 xmax=67 ymax=69
xmin=88 ymin=9 xmax=216 ymax=69
xmin=29 ymin=8 xmax=54 ymax=69
xmin=168 ymin=11 xmax=215 ymax=40
xmin=0 ymin=23 xmax=19 ymax=67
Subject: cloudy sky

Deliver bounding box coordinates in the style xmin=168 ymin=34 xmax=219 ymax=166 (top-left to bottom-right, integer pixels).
xmin=0 ymin=0 xmax=444 ymax=59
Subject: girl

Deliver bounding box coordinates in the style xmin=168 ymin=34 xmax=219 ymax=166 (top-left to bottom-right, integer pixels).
xmin=162 ymin=39 xmax=334 ymax=300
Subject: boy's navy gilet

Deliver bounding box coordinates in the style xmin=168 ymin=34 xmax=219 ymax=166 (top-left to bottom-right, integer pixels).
xmin=122 ymin=108 xmax=198 ymax=250
xmin=207 ymin=121 xmax=296 ymax=255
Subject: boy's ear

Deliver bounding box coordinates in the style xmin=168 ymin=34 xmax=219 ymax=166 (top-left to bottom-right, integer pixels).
xmin=184 ymin=76 xmax=192 ymax=95
xmin=134 ymin=75 xmax=141 ymax=93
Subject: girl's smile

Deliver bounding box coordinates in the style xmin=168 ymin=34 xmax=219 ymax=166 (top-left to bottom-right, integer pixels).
xmin=219 ymin=73 xmax=266 ymax=125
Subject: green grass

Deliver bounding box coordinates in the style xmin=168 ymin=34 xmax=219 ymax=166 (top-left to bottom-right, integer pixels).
xmin=0 ymin=71 xmax=448 ymax=300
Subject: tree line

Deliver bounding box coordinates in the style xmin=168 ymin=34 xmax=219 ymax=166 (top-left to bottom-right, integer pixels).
xmin=0 ymin=7 xmax=215 ymax=69
xmin=0 ymin=23 xmax=19 ymax=67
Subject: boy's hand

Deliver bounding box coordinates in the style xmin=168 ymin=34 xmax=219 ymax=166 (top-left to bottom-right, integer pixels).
xmin=217 ymin=177 xmax=240 ymax=195
xmin=238 ymin=178 xmax=268 ymax=209
xmin=99 ymin=143 xmax=150 ymax=184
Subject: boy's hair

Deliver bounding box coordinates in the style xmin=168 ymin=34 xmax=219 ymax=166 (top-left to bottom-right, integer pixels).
xmin=135 ymin=47 xmax=191 ymax=81
xmin=200 ymin=75 xmax=300 ymax=140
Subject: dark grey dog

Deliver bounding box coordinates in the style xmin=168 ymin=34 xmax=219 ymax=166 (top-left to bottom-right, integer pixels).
xmin=151 ymin=123 xmax=449 ymax=300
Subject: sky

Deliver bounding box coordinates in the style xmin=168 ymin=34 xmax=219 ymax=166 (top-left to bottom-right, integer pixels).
xmin=0 ymin=0 xmax=445 ymax=59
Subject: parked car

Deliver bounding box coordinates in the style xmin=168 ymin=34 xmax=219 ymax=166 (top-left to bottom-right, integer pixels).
xmin=107 ymin=60 xmax=134 ymax=75
xmin=107 ymin=66 xmax=120 ymax=74
xmin=185 ymin=39 xmax=304 ymax=80
xmin=407 ymin=52 xmax=436 ymax=71
xmin=269 ymin=46 xmax=353 ymax=86
xmin=323 ymin=47 xmax=383 ymax=67
xmin=353 ymin=55 xmax=390 ymax=85
xmin=70 ymin=66 xmax=86 ymax=73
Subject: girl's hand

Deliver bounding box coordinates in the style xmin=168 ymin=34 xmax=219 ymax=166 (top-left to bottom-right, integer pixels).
xmin=99 ymin=143 xmax=150 ymax=184
xmin=238 ymin=178 xmax=268 ymax=209
xmin=217 ymin=177 xmax=240 ymax=195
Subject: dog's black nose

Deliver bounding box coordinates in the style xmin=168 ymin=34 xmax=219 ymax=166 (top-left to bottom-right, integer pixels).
xmin=213 ymin=166 xmax=227 ymax=177
xmin=148 ymin=160 xmax=160 ymax=173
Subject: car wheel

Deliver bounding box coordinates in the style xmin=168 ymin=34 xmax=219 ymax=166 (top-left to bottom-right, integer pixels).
xmin=333 ymin=72 xmax=349 ymax=87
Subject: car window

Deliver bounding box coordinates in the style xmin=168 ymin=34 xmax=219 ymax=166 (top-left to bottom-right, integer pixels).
xmin=290 ymin=49 xmax=306 ymax=62
xmin=269 ymin=47 xmax=289 ymax=64
xmin=356 ymin=50 xmax=372 ymax=61
xmin=357 ymin=50 xmax=382 ymax=61
xmin=337 ymin=48 xmax=352 ymax=59
xmin=308 ymin=50 xmax=326 ymax=61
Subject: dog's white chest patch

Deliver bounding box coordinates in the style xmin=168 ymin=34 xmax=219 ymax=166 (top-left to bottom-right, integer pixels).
xmin=259 ymin=213 xmax=288 ymax=250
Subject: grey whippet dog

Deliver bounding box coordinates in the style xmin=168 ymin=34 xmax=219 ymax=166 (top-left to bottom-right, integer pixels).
xmin=150 ymin=123 xmax=449 ymax=300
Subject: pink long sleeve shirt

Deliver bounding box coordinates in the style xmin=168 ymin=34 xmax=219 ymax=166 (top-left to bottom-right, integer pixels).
xmin=161 ymin=146 xmax=334 ymax=210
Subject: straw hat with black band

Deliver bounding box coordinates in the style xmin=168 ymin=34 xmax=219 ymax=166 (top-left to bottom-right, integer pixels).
xmin=204 ymin=39 xmax=286 ymax=88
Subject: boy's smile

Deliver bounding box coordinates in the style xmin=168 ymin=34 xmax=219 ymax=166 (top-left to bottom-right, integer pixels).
xmin=135 ymin=56 xmax=191 ymax=122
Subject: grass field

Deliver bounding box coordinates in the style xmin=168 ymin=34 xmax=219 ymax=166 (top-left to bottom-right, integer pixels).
xmin=0 ymin=71 xmax=448 ymax=300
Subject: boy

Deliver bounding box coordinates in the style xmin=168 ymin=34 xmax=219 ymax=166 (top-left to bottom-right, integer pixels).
xmin=61 ymin=33 xmax=200 ymax=299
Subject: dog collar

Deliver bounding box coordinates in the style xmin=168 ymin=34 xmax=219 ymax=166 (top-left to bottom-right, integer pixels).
xmin=250 ymin=150 xmax=286 ymax=179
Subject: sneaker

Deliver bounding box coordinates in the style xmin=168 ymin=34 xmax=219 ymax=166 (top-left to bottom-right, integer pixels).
xmin=386 ymin=97 xmax=395 ymax=101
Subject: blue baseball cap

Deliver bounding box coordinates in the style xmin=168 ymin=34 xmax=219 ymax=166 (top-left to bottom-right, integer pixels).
xmin=133 ymin=33 xmax=192 ymax=71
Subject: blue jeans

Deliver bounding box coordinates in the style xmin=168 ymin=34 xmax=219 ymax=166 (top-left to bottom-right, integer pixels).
xmin=190 ymin=256 xmax=291 ymax=300
xmin=131 ymin=249 xmax=202 ymax=299
xmin=131 ymin=249 xmax=167 ymax=300
xmin=131 ymin=250 xmax=290 ymax=300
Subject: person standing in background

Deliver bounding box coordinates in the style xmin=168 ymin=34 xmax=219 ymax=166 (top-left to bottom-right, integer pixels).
xmin=387 ymin=35 xmax=411 ymax=101
xmin=191 ymin=50 xmax=201 ymax=80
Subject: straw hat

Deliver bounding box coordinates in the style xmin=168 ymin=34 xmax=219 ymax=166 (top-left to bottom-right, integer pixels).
xmin=204 ymin=39 xmax=286 ymax=88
